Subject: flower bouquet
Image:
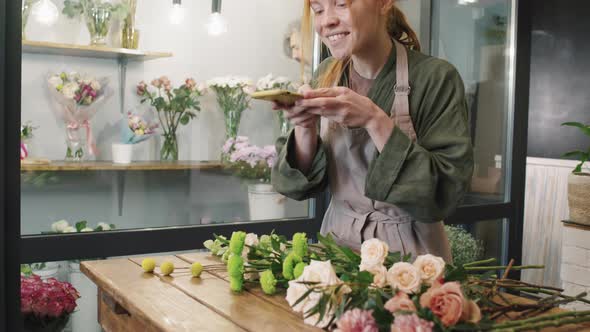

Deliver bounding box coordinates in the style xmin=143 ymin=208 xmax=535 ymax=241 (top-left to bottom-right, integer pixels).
xmin=200 ymin=231 xmax=590 ymax=331
xmin=221 ymin=137 xmax=286 ymax=220
xmin=137 ymin=77 xmax=204 ymax=160
xmin=21 ymin=275 xmax=80 ymax=332
xmin=20 ymin=121 xmax=36 ymax=160
xmin=207 ymin=76 xmax=255 ymax=141
xmin=47 ymin=71 xmax=112 ymax=161
xmin=256 ymin=74 xmax=295 ymax=135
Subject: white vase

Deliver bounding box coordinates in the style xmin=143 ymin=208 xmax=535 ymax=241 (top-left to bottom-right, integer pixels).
xmin=112 ymin=143 xmax=133 ymax=164
xmin=69 ymin=262 xmax=102 ymax=332
xmin=247 ymin=183 xmax=287 ymax=221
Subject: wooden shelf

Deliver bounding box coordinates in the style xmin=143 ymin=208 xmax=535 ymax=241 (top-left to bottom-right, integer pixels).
xmin=22 ymin=40 xmax=172 ymax=61
xmin=20 ymin=160 xmax=223 ymax=172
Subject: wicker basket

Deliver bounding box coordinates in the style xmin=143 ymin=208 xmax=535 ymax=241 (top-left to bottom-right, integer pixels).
xmin=568 ymin=172 xmax=590 ymax=225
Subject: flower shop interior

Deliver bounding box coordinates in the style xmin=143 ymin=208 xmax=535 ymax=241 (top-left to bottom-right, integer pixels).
xmin=2 ymin=0 xmax=590 ymax=331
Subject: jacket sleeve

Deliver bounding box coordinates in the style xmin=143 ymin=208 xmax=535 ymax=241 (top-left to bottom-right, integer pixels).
xmin=365 ymin=62 xmax=474 ymax=222
xmin=271 ymin=129 xmax=329 ymax=201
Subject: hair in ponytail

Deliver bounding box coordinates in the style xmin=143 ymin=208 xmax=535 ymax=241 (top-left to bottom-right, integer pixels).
xmin=302 ymin=1 xmax=420 ymax=88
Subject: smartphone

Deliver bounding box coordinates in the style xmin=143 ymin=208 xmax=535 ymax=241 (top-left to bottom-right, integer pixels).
xmin=250 ymin=89 xmax=304 ymax=106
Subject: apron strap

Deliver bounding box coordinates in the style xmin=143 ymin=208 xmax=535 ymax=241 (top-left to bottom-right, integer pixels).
xmin=391 ymin=40 xmax=417 ymax=142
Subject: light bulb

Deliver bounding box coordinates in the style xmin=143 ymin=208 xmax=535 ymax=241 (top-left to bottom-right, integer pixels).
xmin=206 ymin=12 xmax=228 ymax=36
xmin=170 ymin=2 xmax=184 ymax=25
xmin=31 ymin=0 xmax=59 ymax=26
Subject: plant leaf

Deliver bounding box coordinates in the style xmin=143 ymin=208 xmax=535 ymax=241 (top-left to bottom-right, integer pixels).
xmin=562 ymin=122 xmax=590 ymax=137
xmin=75 ymin=220 xmax=87 ymax=232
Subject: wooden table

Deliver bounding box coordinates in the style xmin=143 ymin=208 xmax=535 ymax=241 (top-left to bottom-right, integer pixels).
xmin=82 ymin=253 xmax=590 ymax=332
xmin=81 ymin=252 xmax=321 ymax=332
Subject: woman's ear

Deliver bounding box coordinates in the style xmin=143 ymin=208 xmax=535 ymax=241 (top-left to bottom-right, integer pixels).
xmin=379 ymin=0 xmax=395 ymax=15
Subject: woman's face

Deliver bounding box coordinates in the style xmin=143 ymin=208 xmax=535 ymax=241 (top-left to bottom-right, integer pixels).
xmin=310 ymin=0 xmax=386 ymax=59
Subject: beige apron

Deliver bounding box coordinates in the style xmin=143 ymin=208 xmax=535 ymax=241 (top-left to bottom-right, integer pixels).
xmin=319 ymin=40 xmax=453 ymax=263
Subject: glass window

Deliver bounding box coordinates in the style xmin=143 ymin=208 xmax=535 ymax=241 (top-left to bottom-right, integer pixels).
xmin=21 ymin=0 xmax=314 ymax=235
xmin=430 ymin=0 xmax=515 ymax=205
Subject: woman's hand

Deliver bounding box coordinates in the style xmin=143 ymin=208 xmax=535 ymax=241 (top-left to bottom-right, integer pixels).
xmin=271 ymin=84 xmax=320 ymax=129
xmin=297 ymin=87 xmax=386 ymax=129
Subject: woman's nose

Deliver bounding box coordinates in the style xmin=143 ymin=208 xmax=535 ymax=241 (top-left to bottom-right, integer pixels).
xmin=321 ymin=8 xmax=340 ymax=28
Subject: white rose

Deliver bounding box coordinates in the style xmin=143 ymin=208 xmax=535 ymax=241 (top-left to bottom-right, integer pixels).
xmin=62 ymin=226 xmax=77 ymax=233
xmin=413 ymin=254 xmax=446 ymax=285
xmin=97 ymin=222 xmax=111 ymax=231
xmin=90 ymin=79 xmax=101 ymax=91
xmin=242 ymin=233 xmax=259 ymax=258
xmin=387 ymin=262 xmax=422 ymax=294
xmin=286 ymin=260 xmax=350 ymax=313
xmin=62 ymin=82 xmax=79 ymax=99
xmin=360 ymin=238 xmax=389 ymax=269
xmin=81 ymin=227 xmax=94 ymax=232
xmin=51 ymin=220 xmax=70 ymax=233
xmin=361 ymin=264 xmax=388 ymax=288
xmin=48 ymin=76 xmax=63 ymax=88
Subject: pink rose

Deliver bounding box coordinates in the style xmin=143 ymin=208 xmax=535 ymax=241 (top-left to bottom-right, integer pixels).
xmin=137 ymin=81 xmax=148 ymax=95
xmin=461 ymin=300 xmax=482 ymax=323
xmin=390 ymin=314 xmax=434 ymax=332
xmin=150 ymin=78 xmax=162 ymax=88
xmin=419 ymin=281 xmax=464 ymax=326
xmin=385 ymin=292 xmax=416 ymax=313
xmin=334 ymin=308 xmax=378 ymax=332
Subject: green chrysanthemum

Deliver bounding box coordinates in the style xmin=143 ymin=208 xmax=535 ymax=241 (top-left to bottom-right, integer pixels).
xmin=282 ymin=252 xmax=302 ymax=280
xmin=259 ymin=234 xmax=272 ymax=249
xmin=230 ymin=276 xmax=244 ymax=292
xmin=292 ymin=233 xmax=308 ymax=258
xmin=259 ymin=270 xmax=277 ymax=295
xmin=228 ymin=254 xmax=244 ymax=278
xmin=294 ymin=262 xmax=307 ymax=279
xmin=229 ymin=231 xmax=247 ymax=255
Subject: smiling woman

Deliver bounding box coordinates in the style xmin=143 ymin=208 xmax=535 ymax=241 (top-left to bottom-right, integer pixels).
xmin=272 ymin=0 xmax=474 ymax=262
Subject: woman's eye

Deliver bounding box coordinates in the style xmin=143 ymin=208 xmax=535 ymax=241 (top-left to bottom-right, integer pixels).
xmin=336 ymin=1 xmax=348 ymax=7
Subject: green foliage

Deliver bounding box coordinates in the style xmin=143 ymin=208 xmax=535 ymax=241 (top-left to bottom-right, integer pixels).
xmin=445 ymin=225 xmax=484 ymax=267
xmin=561 ymin=122 xmax=590 ymax=173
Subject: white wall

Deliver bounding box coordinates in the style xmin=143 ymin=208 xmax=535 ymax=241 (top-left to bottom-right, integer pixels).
xmin=23 ymin=0 xmax=304 ymax=161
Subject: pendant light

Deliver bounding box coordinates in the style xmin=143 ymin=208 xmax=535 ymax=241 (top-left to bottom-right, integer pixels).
xmin=31 ymin=0 xmax=59 ymax=26
xmin=206 ymin=0 xmax=228 ymax=36
xmin=170 ymin=0 xmax=185 ymax=25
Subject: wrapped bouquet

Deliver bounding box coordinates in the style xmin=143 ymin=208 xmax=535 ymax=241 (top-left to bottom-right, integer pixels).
xmin=47 ymin=71 xmax=112 ymax=161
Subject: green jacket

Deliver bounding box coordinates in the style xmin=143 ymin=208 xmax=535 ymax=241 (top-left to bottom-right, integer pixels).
xmin=271 ymin=48 xmax=474 ymax=223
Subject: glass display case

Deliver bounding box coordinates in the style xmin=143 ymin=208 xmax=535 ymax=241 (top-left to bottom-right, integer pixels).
xmin=1 ymin=0 xmax=533 ymax=331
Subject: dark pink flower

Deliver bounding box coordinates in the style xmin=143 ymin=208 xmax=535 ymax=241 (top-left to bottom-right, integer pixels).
xmin=419 ymin=281 xmax=464 ymax=327
xmin=391 ymin=314 xmax=434 ymax=332
xmin=335 ymin=308 xmax=378 ymax=332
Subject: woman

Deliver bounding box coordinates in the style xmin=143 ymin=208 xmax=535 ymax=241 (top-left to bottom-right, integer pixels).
xmin=271 ymin=0 xmax=474 ymax=262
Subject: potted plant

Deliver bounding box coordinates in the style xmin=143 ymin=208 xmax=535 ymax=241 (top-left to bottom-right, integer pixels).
xmin=21 ymin=275 xmax=80 ymax=332
xmin=562 ymin=121 xmax=590 ymax=225
xmin=62 ymin=0 xmax=128 ymax=46
xmin=207 ymin=76 xmax=254 ymax=142
xmin=221 ymin=136 xmax=286 ymax=220
xmin=136 ymin=77 xmax=205 ymax=161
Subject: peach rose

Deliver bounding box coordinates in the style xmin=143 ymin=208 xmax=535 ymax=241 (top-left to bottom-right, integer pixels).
xmin=384 ymin=292 xmax=416 ymax=313
xmin=461 ymin=300 xmax=482 ymax=323
xmin=419 ymin=281 xmax=464 ymax=326
xmin=413 ymin=254 xmax=445 ymax=285
xmin=387 ymin=262 xmax=422 ymax=294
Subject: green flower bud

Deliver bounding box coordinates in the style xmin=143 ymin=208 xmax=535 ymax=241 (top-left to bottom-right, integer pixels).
xmin=229 ymin=231 xmax=246 ymax=255
xmin=230 ymin=276 xmax=244 ymax=292
xmin=282 ymin=252 xmax=302 ymax=280
xmin=292 ymin=233 xmax=308 ymax=258
xmin=260 ymin=270 xmax=277 ymax=295
xmin=228 ymin=254 xmax=244 ymax=278
xmin=294 ymin=262 xmax=307 ymax=279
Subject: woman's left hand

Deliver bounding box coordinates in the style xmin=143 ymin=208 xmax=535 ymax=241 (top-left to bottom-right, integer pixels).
xmin=297 ymin=87 xmax=386 ymax=128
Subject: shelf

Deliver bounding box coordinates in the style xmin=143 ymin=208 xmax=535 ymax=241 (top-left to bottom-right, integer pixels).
xmin=20 ymin=160 xmax=223 ymax=172
xmin=562 ymin=220 xmax=590 ymax=231
xmin=22 ymin=40 xmax=172 ymax=61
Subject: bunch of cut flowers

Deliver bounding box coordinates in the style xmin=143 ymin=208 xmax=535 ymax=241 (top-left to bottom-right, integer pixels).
xmin=203 ymin=231 xmax=590 ymax=331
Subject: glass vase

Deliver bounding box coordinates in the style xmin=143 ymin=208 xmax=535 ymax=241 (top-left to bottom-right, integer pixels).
xmin=224 ymin=108 xmax=243 ymax=139
xmin=65 ymin=126 xmax=86 ymax=162
xmin=84 ymin=5 xmax=112 ymax=46
xmin=160 ymin=132 xmax=179 ymax=161
xmin=22 ymin=0 xmax=33 ymax=40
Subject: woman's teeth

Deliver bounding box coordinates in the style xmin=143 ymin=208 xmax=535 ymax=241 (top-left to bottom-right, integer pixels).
xmin=328 ymin=33 xmax=347 ymax=42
